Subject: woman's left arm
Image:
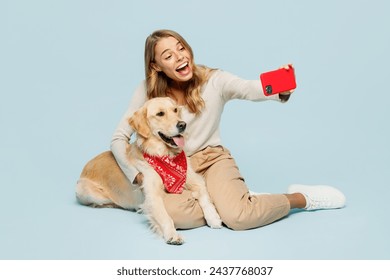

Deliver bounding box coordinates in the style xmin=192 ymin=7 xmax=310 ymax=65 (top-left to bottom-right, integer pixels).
xmin=218 ymin=65 xmax=293 ymax=103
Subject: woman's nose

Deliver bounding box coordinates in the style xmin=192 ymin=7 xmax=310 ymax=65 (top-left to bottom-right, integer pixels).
xmin=176 ymin=53 xmax=184 ymax=61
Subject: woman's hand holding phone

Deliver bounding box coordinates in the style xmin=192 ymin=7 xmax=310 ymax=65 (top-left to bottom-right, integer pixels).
xmin=260 ymin=63 xmax=296 ymax=97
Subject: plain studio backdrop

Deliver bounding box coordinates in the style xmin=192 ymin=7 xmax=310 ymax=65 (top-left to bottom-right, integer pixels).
xmin=1 ymin=0 xmax=389 ymax=260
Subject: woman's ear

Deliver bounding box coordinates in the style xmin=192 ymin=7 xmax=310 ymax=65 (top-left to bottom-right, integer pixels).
xmin=151 ymin=62 xmax=161 ymax=72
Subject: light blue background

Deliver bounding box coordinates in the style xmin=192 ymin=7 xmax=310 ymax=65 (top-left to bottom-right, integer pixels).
xmin=1 ymin=0 xmax=389 ymax=259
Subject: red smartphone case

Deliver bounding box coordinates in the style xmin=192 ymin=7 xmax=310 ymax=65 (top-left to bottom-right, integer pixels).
xmin=260 ymin=66 xmax=297 ymax=96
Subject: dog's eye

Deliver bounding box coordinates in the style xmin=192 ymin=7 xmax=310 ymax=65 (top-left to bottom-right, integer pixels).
xmin=156 ymin=111 xmax=165 ymax=117
xmin=173 ymin=108 xmax=178 ymax=113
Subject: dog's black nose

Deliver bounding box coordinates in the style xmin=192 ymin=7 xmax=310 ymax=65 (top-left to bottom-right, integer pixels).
xmin=176 ymin=121 xmax=187 ymax=133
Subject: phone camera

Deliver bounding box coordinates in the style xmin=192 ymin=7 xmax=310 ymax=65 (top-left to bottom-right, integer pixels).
xmin=265 ymin=85 xmax=273 ymax=94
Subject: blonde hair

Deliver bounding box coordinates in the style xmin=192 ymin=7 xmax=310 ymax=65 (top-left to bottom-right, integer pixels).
xmin=144 ymin=29 xmax=212 ymax=114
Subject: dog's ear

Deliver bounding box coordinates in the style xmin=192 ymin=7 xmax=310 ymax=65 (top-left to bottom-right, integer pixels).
xmin=128 ymin=107 xmax=151 ymax=138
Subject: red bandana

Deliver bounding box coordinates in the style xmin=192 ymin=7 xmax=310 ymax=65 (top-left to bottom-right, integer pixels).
xmin=143 ymin=151 xmax=187 ymax=194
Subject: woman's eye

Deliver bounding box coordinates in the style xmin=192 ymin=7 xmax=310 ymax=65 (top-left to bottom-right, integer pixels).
xmin=164 ymin=55 xmax=172 ymax=60
xmin=156 ymin=111 xmax=165 ymax=117
xmin=178 ymin=43 xmax=185 ymax=51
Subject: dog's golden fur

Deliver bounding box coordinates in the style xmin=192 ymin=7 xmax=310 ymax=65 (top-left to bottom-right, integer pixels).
xmin=76 ymin=97 xmax=221 ymax=245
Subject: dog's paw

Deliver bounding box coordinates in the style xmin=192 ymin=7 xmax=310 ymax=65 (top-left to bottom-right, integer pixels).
xmin=204 ymin=207 xmax=223 ymax=229
xmin=207 ymin=217 xmax=223 ymax=229
xmin=166 ymin=234 xmax=184 ymax=245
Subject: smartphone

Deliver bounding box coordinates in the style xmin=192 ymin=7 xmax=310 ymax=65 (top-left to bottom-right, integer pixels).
xmin=260 ymin=65 xmax=297 ymax=96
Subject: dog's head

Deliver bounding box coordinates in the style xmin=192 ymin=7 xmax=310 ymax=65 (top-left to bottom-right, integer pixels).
xmin=129 ymin=97 xmax=186 ymax=155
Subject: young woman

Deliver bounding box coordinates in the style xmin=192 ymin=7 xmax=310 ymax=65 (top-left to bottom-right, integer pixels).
xmin=111 ymin=29 xmax=346 ymax=230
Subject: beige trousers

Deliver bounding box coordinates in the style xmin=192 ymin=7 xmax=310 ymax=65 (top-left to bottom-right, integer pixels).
xmin=163 ymin=146 xmax=291 ymax=230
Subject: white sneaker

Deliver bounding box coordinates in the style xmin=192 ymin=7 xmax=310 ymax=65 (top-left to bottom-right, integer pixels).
xmin=287 ymin=184 xmax=346 ymax=210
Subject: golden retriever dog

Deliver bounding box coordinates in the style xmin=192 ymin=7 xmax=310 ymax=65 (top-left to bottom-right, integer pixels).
xmin=76 ymin=97 xmax=222 ymax=245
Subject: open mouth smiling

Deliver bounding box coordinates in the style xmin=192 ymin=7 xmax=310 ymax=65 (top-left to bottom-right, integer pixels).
xmin=158 ymin=132 xmax=185 ymax=148
xmin=176 ymin=62 xmax=188 ymax=72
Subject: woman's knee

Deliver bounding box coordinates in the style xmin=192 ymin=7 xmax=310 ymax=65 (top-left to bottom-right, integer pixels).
xmin=217 ymin=195 xmax=290 ymax=231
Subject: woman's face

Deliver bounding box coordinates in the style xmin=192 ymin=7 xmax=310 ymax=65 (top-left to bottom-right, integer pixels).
xmin=153 ymin=36 xmax=193 ymax=83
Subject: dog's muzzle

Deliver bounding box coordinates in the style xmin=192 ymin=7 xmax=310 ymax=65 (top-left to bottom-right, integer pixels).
xmin=157 ymin=121 xmax=186 ymax=148
xmin=176 ymin=121 xmax=186 ymax=133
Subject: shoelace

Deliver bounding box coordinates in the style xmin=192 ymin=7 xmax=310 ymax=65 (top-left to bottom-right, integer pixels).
xmin=306 ymin=196 xmax=333 ymax=210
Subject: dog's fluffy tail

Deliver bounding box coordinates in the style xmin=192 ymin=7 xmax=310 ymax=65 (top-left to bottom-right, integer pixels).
xmin=75 ymin=178 xmax=119 ymax=208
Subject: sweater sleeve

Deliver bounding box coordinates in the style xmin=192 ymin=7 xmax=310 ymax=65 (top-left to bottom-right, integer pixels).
xmin=215 ymin=70 xmax=286 ymax=103
xmin=110 ymin=81 xmax=147 ymax=183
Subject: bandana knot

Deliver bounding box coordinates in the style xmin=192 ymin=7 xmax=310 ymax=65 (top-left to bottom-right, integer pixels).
xmin=143 ymin=151 xmax=187 ymax=194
